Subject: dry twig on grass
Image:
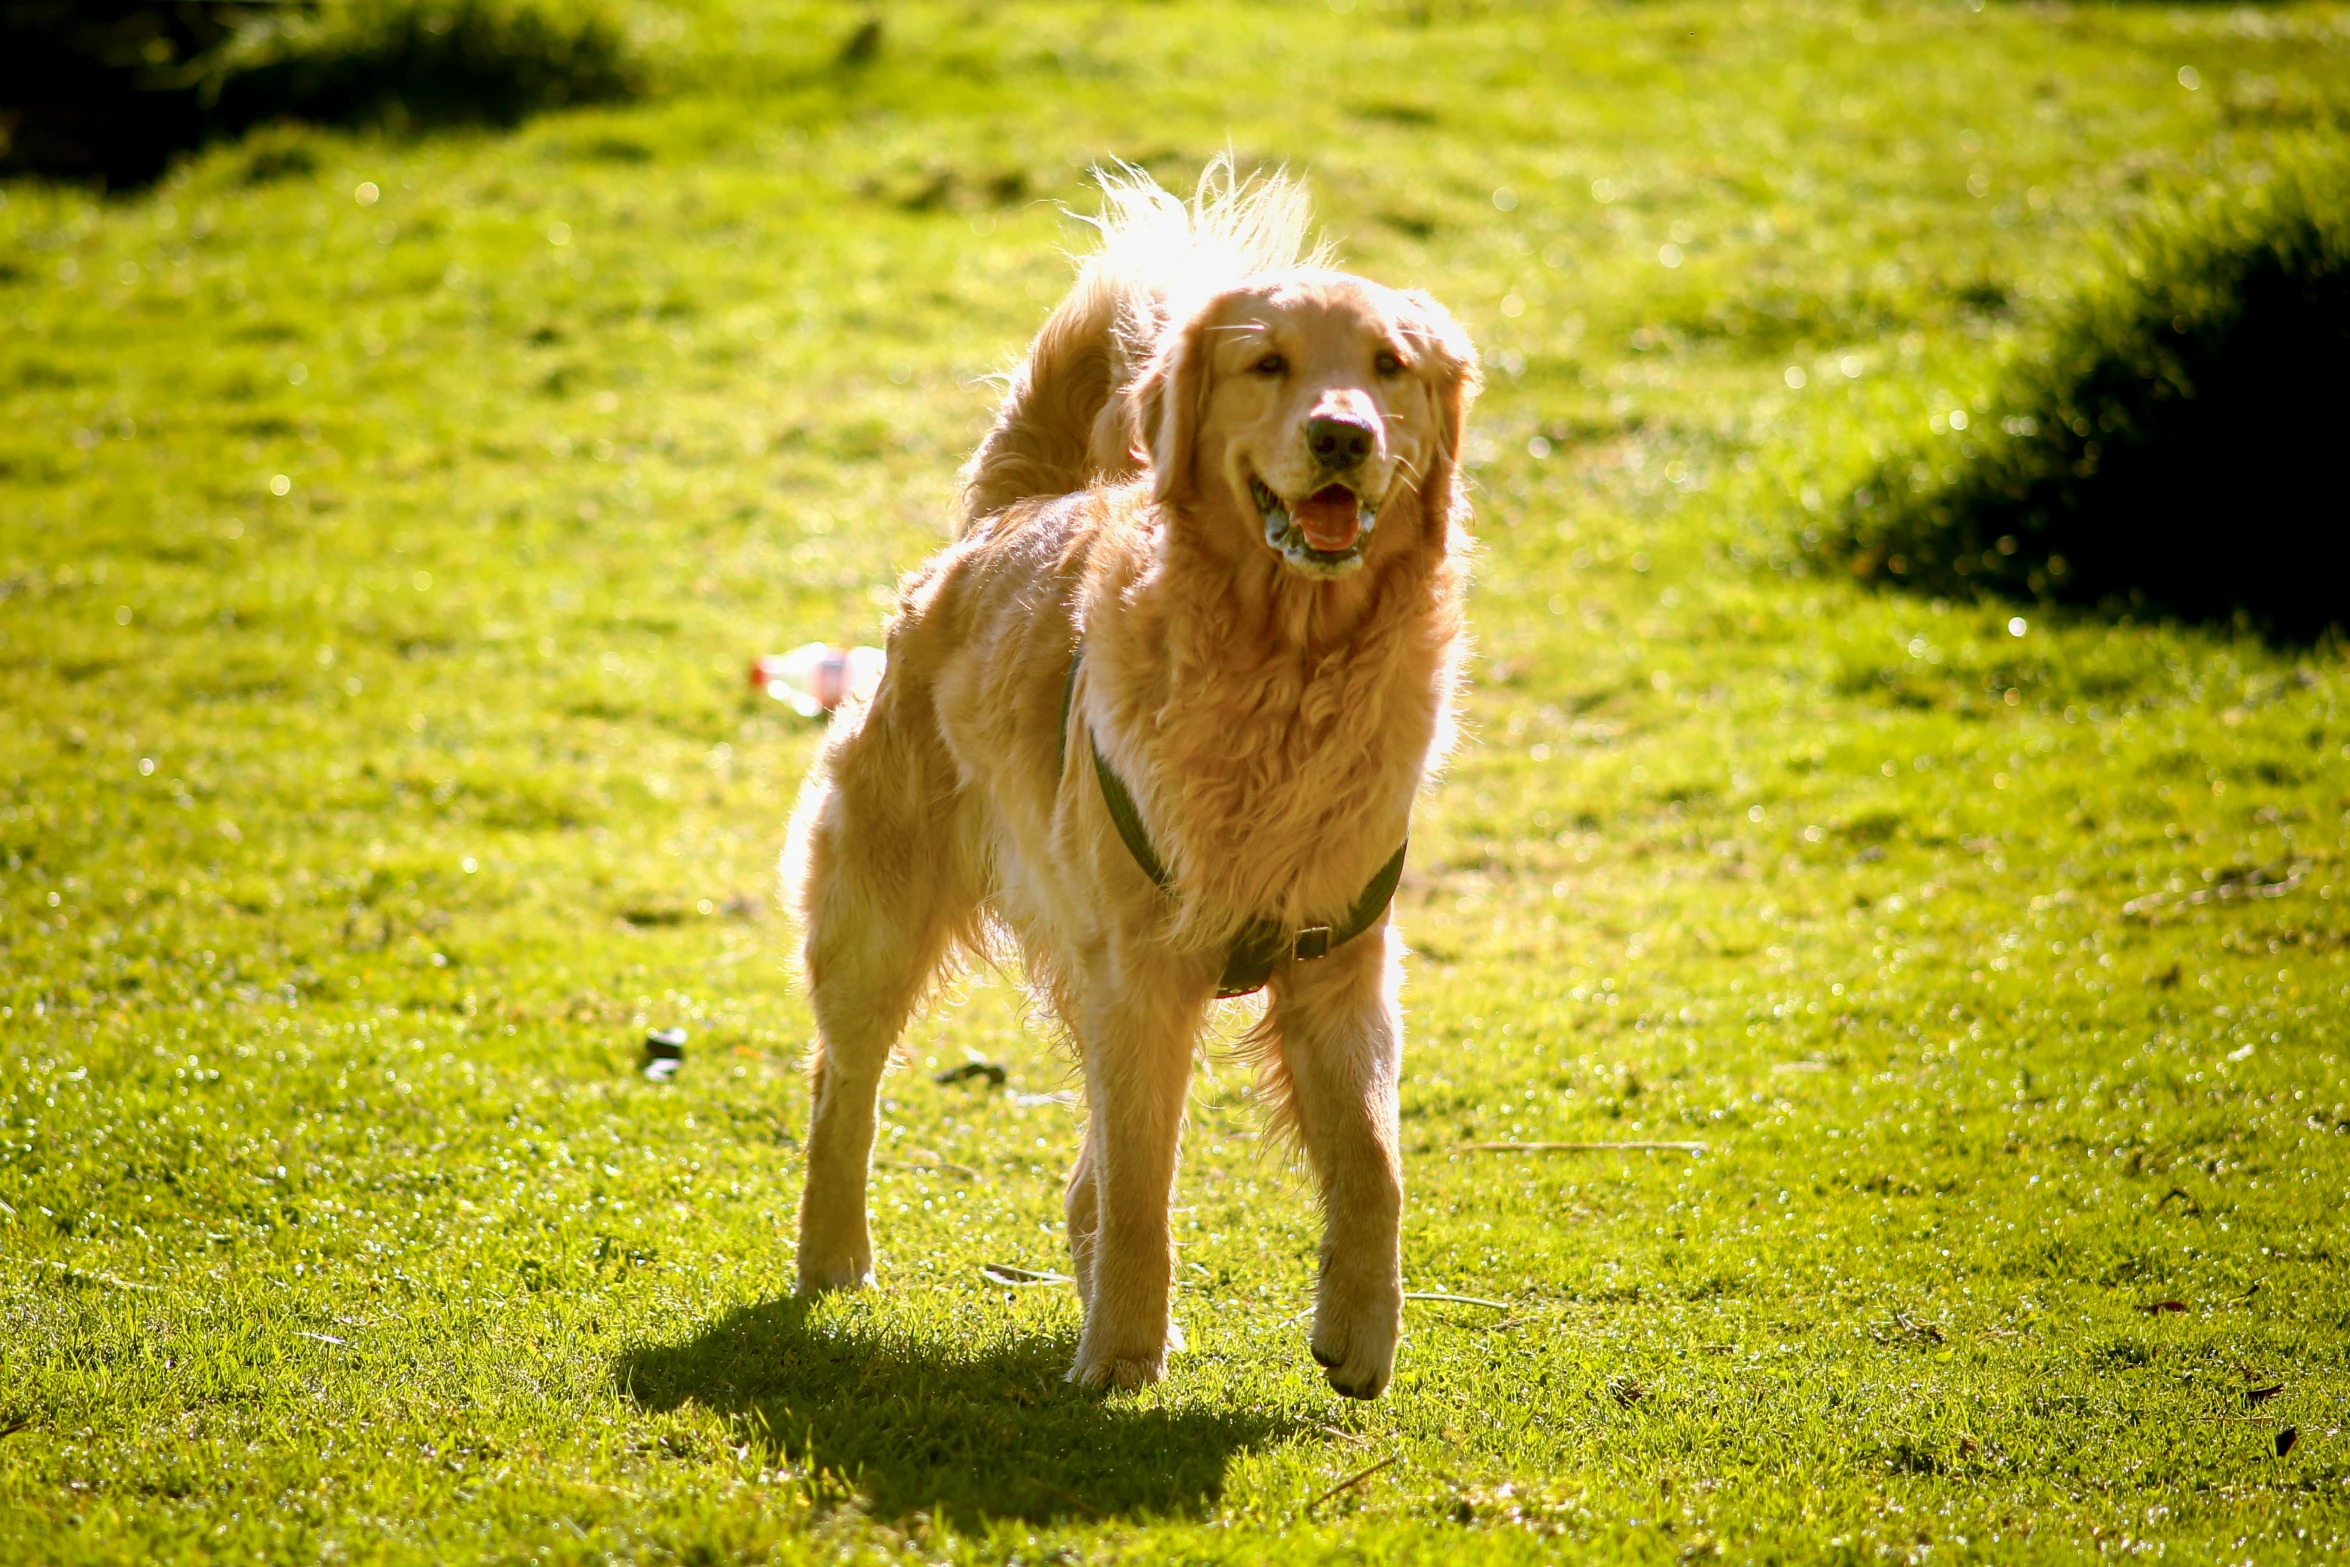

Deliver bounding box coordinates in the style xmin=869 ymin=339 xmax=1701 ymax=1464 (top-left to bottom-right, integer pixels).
xmin=980 ymin=1262 xmax=1073 ymax=1287
xmin=1403 ymin=1291 xmax=1512 ymax=1310
xmin=1450 ymin=1140 xmax=1708 ymax=1156
xmin=2122 ymin=860 xmax=2308 ymax=919
xmin=31 ymin=1259 xmax=161 ymax=1294
xmin=1305 ymin=1452 xmax=1401 ymax=1514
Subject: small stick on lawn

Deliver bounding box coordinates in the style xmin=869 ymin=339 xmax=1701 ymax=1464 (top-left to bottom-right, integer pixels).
xmin=1451 ymin=1140 xmax=1708 ymax=1156
xmin=1305 ymin=1452 xmax=1401 ymax=1514
xmin=981 ymin=1262 xmax=1074 ymax=1287
xmin=1313 ymin=1422 xmax=1375 ymax=1448
xmin=32 ymin=1259 xmax=162 ymax=1294
xmin=1403 ymin=1291 xmax=1511 ymax=1310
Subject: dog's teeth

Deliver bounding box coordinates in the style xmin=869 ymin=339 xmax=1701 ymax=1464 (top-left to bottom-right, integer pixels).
xmin=1253 ymin=479 xmax=1291 ymax=542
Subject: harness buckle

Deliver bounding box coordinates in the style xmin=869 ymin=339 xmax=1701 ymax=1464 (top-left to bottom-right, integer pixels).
xmin=1291 ymin=925 xmax=1332 ymax=962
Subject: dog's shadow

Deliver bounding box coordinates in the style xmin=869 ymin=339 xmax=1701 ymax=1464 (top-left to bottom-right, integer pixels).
xmin=615 ymin=1295 xmax=1292 ymax=1525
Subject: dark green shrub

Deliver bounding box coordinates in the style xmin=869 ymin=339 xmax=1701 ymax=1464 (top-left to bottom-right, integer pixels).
xmin=0 ymin=2 xmax=244 ymax=183
xmin=0 ymin=1 xmax=640 ymax=188
xmin=1833 ymin=160 xmax=2350 ymax=642
xmin=203 ymin=0 xmax=641 ymax=137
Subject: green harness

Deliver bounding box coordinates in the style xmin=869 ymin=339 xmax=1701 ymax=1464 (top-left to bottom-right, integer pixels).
xmin=1060 ymin=646 xmax=1409 ymax=998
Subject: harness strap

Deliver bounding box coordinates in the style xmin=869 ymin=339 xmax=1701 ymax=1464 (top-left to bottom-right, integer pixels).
xmin=1062 ymin=647 xmax=1171 ymax=890
xmin=1059 ymin=644 xmax=1408 ymax=998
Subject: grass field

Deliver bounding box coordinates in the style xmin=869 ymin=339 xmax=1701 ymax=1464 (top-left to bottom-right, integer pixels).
xmin=6 ymin=2 xmax=2350 ymax=1561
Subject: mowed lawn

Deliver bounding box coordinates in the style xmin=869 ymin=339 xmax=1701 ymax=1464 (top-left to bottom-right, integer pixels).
xmin=5 ymin=2 xmax=2350 ymax=1561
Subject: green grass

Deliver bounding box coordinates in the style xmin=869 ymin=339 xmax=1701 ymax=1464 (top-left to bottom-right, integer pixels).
xmin=6 ymin=2 xmax=2350 ymax=1561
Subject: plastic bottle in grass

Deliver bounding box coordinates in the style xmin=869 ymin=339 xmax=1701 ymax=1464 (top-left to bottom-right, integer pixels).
xmin=750 ymin=642 xmax=885 ymax=717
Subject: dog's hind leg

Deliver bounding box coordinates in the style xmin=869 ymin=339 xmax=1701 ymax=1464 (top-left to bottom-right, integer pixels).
xmin=1259 ymin=926 xmax=1406 ymax=1400
xmin=790 ymin=701 xmax=978 ymax=1295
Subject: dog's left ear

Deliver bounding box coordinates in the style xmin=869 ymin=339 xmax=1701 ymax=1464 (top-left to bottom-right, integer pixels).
xmin=1399 ymin=290 xmax=1481 ymax=538
xmin=1129 ymin=300 xmax=1219 ymax=509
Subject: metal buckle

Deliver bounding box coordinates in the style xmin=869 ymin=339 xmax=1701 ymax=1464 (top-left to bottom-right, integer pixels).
xmin=1291 ymin=925 xmax=1332 ymax=962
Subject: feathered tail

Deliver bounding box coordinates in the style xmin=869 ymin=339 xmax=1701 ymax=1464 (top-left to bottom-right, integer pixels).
xmin=956 ymin=154 xmax=1331 ymax=531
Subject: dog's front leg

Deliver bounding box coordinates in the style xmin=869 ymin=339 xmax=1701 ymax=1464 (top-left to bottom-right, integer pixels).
xmin=1066 ymin=945 xmax=1210 ymax=1391
xmin=1268 ymin=926 xmax=1405 ymax=1399
xmin=798 ymin=1048 xmax=887 ymax=1291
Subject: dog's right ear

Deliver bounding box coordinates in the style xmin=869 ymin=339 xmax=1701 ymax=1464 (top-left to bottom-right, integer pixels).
xmin=1396 ymin=289 xmax=1482 ymax=541
xmin=1130 ymin=304 xmax=1217 ymax=509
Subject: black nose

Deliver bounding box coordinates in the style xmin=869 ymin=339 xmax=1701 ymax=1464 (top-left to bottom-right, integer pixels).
xmin=1306 ymin=415 xmax=1375 ymax=470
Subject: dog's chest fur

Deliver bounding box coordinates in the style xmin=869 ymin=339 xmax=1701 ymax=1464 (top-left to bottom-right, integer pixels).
xmin=1089 ymin=527 xmax=1465 ymax=937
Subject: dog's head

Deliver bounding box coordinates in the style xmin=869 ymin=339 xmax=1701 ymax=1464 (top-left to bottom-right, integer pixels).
xmin=1134 ymin=273 xmax=1479 ymax=579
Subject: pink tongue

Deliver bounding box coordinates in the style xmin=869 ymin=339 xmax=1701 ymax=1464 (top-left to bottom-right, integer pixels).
xmin=1295 ymin=485 xmax=1361 ymax=551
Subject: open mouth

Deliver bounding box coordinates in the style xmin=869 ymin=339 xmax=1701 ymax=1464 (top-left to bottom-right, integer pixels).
xmin=1250 ymin=475 xmax=1381 ymax=574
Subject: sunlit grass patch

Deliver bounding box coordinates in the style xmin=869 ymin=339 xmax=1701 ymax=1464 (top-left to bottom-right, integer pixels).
xmin=4 ymin=2 xmax=2350 ymax=1563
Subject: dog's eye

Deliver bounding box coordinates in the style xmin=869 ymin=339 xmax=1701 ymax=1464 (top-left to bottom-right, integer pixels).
xmin=1374 ymin=349 xmax=1406 ymax=376
xmin=1251 ymin=353 xmax=1287 ymax=378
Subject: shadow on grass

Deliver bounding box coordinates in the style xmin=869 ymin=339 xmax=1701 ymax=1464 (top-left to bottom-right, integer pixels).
xmin=615 ymin=1295 xmax=1291 ymax=1526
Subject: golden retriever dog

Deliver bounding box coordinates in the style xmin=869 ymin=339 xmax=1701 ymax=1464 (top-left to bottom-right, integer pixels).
xmin=784 ymin=158 xmax=1478 ymax=1398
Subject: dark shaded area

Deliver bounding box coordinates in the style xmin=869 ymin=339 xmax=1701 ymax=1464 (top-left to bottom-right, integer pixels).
xmin=1833 ymin=164 xmax=2350 ymax=643
xmin=0 ymin=1 xmax=639 ymax=189
xmin=2 ymin=2 xmax=240 ymax=184
xmin=616 ymin=1296 xmax=1291 ymax=1525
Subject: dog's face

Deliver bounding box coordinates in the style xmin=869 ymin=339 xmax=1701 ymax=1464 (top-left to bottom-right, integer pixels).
xmin=1142 ymin=273 xmax=1478 ymax=579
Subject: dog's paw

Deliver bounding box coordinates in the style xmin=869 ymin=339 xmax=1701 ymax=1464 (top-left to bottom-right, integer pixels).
xmin=1066 ymin=1344 xmax=1167 ymax=1392
xmin=1309 ymin=1300 xmax=1400 ymax=1400
xmin=795 ymin=1253 xmax=874 ymax=1295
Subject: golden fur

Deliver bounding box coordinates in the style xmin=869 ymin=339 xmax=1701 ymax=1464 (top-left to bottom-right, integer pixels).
xmin=785 ymin=158 xmax=1479 ymax=1397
